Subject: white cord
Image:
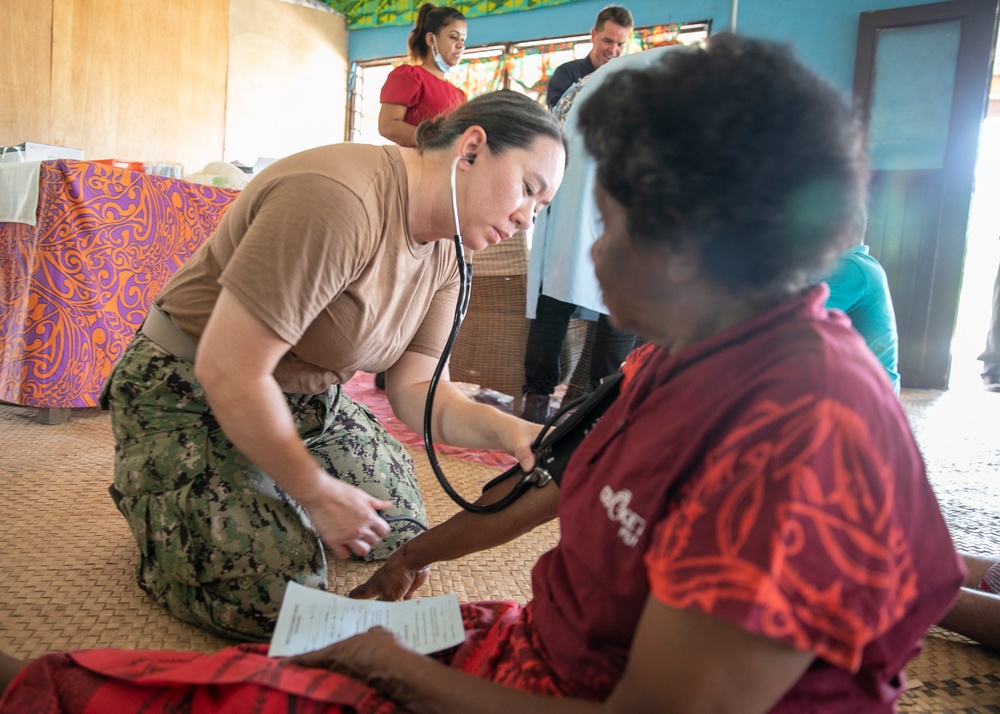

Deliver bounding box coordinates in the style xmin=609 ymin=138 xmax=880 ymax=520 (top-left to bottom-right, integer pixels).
xmin=450 ymin=155 xmax=472 ymax=265
xmin=449 ymin=155 xmax=462 ymax=239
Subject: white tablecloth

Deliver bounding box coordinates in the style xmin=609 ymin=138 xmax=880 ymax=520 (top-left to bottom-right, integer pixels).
xmin=0 ymin=161 xmax=42 ymax=225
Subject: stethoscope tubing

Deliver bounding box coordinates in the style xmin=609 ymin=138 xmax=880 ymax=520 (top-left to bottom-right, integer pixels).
xmin=421 ymin=157 xmax=544 ymax=513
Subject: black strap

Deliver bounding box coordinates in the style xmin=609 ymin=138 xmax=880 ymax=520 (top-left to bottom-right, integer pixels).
xmin=482 ymin=371 xmax=624 ymax=494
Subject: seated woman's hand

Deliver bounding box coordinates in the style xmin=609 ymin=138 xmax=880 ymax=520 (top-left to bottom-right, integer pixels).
xmin=350 ymin=549 xmax=429 ymax=601
xmin=288 ymin=627 xmax=411 ymax=682
xmin=299 ymin=478 xmax=392 ymax=560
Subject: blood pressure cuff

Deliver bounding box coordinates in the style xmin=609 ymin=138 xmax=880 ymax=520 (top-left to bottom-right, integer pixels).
xmin=483 ymin=371 xmax=623 ymax=492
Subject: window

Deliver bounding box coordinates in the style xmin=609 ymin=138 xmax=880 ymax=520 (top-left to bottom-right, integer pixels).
xmin=347 ymin=21 xmax=711 ymax=144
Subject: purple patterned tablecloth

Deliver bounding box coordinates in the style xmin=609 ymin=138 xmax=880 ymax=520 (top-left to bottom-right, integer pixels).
xmin=0 ymin=160 xmax=239 ymax=408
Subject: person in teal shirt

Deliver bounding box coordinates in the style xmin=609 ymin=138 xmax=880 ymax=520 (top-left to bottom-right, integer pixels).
xmin=822 ymin=243 xmax=901 ymax=394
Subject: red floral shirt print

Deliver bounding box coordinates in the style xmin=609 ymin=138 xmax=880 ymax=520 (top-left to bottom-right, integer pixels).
xmin=646 ymin=393 xmax=918 ymax=672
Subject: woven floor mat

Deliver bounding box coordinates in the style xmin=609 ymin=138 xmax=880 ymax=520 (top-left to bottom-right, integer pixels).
xmin=899 ymin=628 xmax=1000 ymax=711
xmin=1 ymin=401 xmax=998 ymax=711
xmin=0 ymin=404 xmax=556 ymax=661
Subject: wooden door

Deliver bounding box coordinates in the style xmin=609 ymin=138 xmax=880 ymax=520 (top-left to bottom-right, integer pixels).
xmin=854 ymin=0 xmax=998 ymax=388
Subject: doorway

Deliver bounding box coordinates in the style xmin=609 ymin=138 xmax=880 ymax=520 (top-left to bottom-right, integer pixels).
xmin=854 ymin=0 xmax=999 ymax=389
xmin=949 ymin=113 xmax=1000 ymax=391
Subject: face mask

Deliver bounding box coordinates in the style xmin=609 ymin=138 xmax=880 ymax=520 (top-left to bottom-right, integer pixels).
xmin=430 ymin=37 xmax=453 ymax=73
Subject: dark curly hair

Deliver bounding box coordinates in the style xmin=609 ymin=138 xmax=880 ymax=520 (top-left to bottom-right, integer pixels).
xmin=416 ymin=90 xmax=566 ymax=159
xmin=578 ymin=35 xmax=868 ymax=290
xmin=408 ymin=3 xmax=466 ymax=63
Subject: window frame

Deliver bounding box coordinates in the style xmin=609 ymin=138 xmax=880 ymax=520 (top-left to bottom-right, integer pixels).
xmin=347 ymin=21 xmax=711 ymax=144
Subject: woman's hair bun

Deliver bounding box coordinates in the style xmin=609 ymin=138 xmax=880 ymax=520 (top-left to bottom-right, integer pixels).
xmin=414 ymin=116 xmax=445 ymax=148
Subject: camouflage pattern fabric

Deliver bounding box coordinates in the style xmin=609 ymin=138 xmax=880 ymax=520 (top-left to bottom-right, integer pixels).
xmin=100 ymin=333 xmax=426 ymax=642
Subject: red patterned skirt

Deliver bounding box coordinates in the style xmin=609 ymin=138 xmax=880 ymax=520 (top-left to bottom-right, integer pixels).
xmin=0 ymin=602 xmax=569 ymax=713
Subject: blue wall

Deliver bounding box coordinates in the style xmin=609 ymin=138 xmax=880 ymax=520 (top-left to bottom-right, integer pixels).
xmin=348 ymin=0 xmax=940 ymax=92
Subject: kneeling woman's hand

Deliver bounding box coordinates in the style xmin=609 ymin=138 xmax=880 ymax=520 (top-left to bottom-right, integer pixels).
xmin=299 ymin=477 xmax=392 ymax=560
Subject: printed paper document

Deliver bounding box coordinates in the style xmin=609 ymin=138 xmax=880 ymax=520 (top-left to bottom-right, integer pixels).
xmin=268 ymin=580 xmax=465 ymax=657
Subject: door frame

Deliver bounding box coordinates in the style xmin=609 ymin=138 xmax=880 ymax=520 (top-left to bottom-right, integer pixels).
xmin=853 ymin=0 xmax=999 ymax=388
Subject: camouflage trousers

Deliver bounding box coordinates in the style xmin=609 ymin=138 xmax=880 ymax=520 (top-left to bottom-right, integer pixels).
xmin=100 ymin=333 xmax=425 ymax=642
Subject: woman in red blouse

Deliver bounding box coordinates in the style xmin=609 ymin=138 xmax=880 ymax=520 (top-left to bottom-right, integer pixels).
xmin=378 ymin=3 xmax=468 ymax=148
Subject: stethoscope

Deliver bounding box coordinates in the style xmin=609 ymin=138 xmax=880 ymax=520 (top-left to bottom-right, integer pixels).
xmin=421 ymin=155 xmax=573 ymax=513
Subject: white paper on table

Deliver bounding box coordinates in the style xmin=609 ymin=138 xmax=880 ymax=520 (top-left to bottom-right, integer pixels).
xmin=267 ymin=580 xmax=465 ymax=657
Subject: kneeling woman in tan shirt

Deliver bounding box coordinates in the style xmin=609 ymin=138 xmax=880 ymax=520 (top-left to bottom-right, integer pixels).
xmin=99 ymin=90 xmax=566 ymax=641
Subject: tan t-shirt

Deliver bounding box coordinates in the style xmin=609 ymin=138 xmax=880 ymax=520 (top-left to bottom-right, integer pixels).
xmin=158 ymin=144 xmax=460 ymax=394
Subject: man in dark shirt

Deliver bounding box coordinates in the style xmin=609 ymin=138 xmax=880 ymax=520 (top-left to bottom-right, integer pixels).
xmin=521 ymin=5 xmax=635 ymax=424
xmin=546 ymin=5 xmax=634 ymax=109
